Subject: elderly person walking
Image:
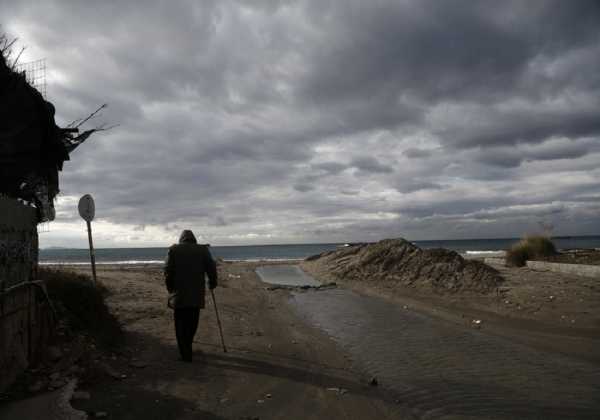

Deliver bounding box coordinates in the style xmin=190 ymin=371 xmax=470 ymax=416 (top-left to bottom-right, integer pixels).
xmin=164 ymin=230 xmax=218 ymax=362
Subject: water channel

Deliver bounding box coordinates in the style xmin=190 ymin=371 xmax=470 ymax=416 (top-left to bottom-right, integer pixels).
xmin=257 ymin=265 xmax=600 ymax=419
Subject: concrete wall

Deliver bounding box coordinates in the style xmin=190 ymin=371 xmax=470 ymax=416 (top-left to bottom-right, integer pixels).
xmin=0 ymin=196 xmax=53 ymax=392
xmin=484 ymin=257 xmax=507 ymax=267
xmin=1 ymin=196 xmax=39 ymax=290
xmin=526 ymin=260 xmax=600 ymax=279
xmin=484 ymin=256 xmax=600 ymax=279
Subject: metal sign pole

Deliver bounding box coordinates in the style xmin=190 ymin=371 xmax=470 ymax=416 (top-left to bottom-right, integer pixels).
xmin=86 ymin=220 xmax=97 ymax=285
xmin=78 ymin=194 xmax=97 ymax=285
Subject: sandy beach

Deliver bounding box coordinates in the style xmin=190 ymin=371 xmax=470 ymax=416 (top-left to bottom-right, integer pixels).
xmin=3 ymin=257 xmax=594 ymax=419
xmin=50 ymin=262 xmax=409 ymax=419
xmin=2 ymin=247 xmax=599 ymax=420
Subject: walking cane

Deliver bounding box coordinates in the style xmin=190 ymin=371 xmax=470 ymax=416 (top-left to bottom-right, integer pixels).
xmin=210 ymin=289 xmax=227 ymax=353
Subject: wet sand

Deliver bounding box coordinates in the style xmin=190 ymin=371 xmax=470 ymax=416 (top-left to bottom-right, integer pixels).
xmin=291 ymin=289 xmax=600 ymax=419
xmin=302 ymin=259 xmax=600 ymax=363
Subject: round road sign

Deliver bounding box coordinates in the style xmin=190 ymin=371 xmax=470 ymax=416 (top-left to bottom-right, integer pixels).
xmin=78 ymin=194 xmax=95 ymax=222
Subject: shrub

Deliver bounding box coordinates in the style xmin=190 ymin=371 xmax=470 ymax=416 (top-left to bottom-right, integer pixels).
xmin=506 ymin=235 xmax=557 ymax=267
xmin=39 ymin=267 xmax=122 ymax=346
xmin=506 ymin=242 xmax=530 ymax=267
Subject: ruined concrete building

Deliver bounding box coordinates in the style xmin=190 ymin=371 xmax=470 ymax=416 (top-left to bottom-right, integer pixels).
xmin=0 ymin=46 xmax=97 ymax=391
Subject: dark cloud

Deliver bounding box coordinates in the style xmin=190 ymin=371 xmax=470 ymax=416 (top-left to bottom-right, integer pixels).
xmin=311 ymin=162 xmax=348 ymax=175
xmin=396 ymin=181 xmax=445 ymax=194
xmin=351 ymin=157 xmax=393 ymax=174
xmin=471 ymin=138 xmax=597 ymax=168
xmin=2 ymin=0 xmax=599 ymax=246
xmin=403 ymin=148 xmax=433 ymax=159
xmin=293 ymin=183 xmax=315 ymax=193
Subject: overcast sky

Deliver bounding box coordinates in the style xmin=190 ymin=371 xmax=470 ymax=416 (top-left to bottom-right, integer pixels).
xmin=3 ymin=0 xmax=600 ymax=247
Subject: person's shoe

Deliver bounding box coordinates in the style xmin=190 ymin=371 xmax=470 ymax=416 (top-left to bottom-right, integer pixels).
xmin=178 ymin=355 xmax=193 ymax=363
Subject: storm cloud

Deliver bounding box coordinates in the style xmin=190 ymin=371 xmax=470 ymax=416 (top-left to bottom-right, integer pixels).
xmin=2 ymin=0 xmax=599 ymax=247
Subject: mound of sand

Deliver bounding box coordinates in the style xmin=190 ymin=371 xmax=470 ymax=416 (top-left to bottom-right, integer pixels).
xmin=303 ymin=238 xmax=503 ymax=293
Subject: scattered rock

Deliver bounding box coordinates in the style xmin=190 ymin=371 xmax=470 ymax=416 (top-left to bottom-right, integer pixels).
xmin=129 ymin=360 xmax=149 ymax=368
xmin=47 ymin=346 xmax=63 ymax=362
xmin=257 ymin=399 xmax=265 ymax=404
xmin=54 ymin=379 xmax=88 ymax=420
xmin=49 ymin=378 xmax=66 ymax=389
xmin=326 ymin=387 xmax=348 ymax=395
xmin=266 ymin=282 xmax=337 ymax=292
xmin=369 ymin=377 xmax=378 ymax=387
xmin=68 ymin=364 xmax=81 ymax=374
xmin=95 ymin=412 xmax=108 ymax=418
xmin=101 ymin=363 xmax=123 ymax=379
xmin=49 ymin=372 xmax=61 ymax=381
xmin=72 ymin=391 xmax=91 ymax=400
xmin=28 ymin=380 xmax=45 ymax=393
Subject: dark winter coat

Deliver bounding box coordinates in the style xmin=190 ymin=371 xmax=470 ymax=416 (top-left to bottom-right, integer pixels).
xmin=164 ymin=231 xmax=217 ymax=309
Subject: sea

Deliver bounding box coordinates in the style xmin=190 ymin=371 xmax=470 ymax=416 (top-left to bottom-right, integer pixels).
xmin=39 ymin=236 xmax=600 ymax=265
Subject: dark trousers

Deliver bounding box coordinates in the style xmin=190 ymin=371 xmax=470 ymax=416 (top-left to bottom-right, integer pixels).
xmin=174 ymin=307 xmax=200 ymax=361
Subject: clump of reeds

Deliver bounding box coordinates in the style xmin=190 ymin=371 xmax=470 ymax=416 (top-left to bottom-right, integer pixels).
xmin=506 ymin=235 xmax=557 ymax=267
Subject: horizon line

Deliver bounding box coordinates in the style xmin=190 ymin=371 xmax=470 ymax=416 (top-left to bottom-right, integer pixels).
xmin=40 ymin=234 xmax=600 ymax=250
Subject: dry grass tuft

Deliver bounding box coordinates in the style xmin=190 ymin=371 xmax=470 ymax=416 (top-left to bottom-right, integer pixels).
xmin=506 ymin=235 xmax=557 ymax=267
xmin=39 ymin=267 xmax=122 ymax=347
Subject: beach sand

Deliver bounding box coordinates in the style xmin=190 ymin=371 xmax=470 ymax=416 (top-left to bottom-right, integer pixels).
xmin=6 ymin=260 xmax=598 ymax=419
xmin=56 ymin=262 xmax=408 ymax=419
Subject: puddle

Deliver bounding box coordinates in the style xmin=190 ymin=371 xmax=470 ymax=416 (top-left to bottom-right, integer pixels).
xmin=256 ymin=265 xmax=321 ymax=287
xmin=290 ymin=288 xmax=600 ymax=419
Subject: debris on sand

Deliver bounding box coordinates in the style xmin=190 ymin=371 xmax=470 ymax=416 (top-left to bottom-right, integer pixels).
xmin=72 ymin=391 xmax=91 ymax=400
xmin=265 ymin=282 xmax=337 ymax=292
xmin=304 ymin=238 xmax=503 ymax=293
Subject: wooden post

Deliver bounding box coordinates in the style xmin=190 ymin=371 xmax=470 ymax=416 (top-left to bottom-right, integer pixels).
xmin=86 ymin=220 xmax=97 ymax=284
